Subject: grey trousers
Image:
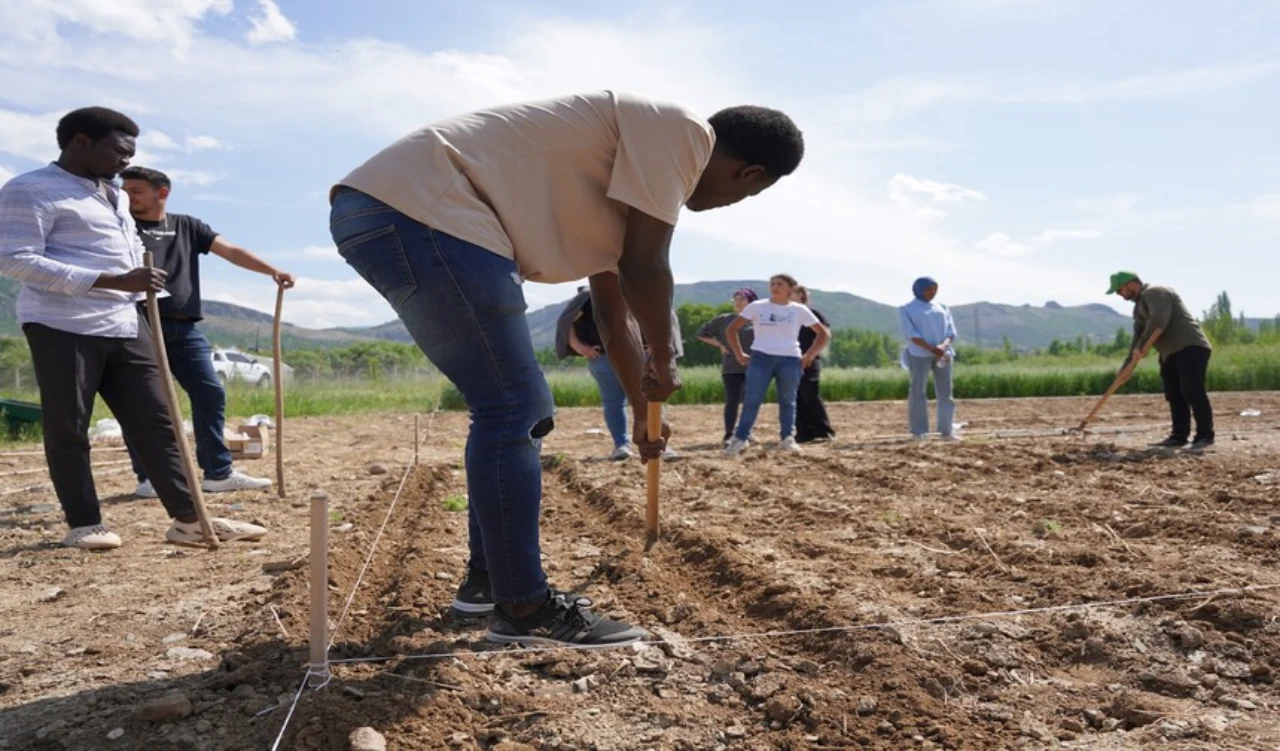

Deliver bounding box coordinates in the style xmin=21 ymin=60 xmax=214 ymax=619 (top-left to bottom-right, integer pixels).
xmin=907 ymin=355 xmax=955 ymax=436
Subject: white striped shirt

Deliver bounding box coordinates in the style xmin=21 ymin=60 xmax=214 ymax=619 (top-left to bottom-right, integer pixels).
xmin=0 ymin=163 xmax=147 ymax=337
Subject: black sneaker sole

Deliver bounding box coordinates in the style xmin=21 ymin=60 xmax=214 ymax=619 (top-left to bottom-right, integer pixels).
xmin=483 ymin=628 xmax=648 ymax=650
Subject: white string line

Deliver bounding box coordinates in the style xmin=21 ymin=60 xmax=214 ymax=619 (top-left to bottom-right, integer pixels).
xmin=327 ymin=410 xmax=436 ymax=651
xmin=328 ymin=461 xmax=414 ymax=650
xmin=267 ymin=668 xmax=311 ymax=751
xmin=325 ymin=584 xmax=1279 ymax=666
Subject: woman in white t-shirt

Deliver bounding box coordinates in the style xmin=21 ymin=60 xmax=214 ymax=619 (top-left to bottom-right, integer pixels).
xmin=724 ymin=274 xmax=830 ymax=454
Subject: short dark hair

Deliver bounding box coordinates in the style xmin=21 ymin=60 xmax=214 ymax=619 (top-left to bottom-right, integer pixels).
xmin=708 ymin=106 xmax=804 ymax=176
xmin=120 ymin=166 xmax=171 ymax=190
xmin=56 ymin=107 xmax=140 ymax=150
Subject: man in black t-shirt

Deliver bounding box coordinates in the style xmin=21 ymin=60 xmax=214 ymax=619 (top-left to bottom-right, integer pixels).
xmin=120 ymin=167 xmax=295 ymax=497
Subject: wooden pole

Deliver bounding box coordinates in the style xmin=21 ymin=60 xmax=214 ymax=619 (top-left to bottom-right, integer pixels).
xmin=308 ymin=492 xmax=330 ymax=687
xmin=144 ymin=251 xmax=218 ymax=549
xmin=645 ymin=401 xmax=662 ymax=548
xmin=273 ymin=285 xmax=286 ymax=498
xmin=1077 ymin=328 xmax=1163 ymax=433
xmin=413 ymin=414 xmax=420 ymax=466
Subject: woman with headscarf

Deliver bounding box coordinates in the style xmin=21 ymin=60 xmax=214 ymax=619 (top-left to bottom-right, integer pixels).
xmin=898 ymin=277 xmax=959 ymax=440
xmin=790 ymin=284 xmax=835 ymax=442
xmin=697 ymin=287 xmax=758 ymax=445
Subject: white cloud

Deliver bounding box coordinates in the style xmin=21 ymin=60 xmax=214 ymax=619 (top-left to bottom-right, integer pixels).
xmin=185 ymin=134 xmax=228 ymax=151
xmin=887 ymin=173 xmax=987 ymax=221
xmin=142 ymin=130 xmax=181 ymax=151
xmin=272 ymin=245 xmax=341 ymax=261
xmin=975 ymin=232 xmax=1034 ymax=258
xmin=1070 ymin=194 xmax=1142 ymax=213
xmin=246 ymin=0 xmax=296 ymax=46
xmin=205 ymin=276 xmax=392 ymax=329
xmin=163 ymin=168 xmax=223 ymax=187
xmin=0 ymin=0 xmax=233 ymax=59
xmin=826 ymin=62 xmax=1280 ymax=126
xmin=0 ymin=109 xmax=58 ymax=163
xmin=1243 ymin=193 xmax=1280 ymax=219
xmin=1031 ymin=228 xmax=1102 ymax=243
xmin=0 ymin=165 xmax=14 ymax=186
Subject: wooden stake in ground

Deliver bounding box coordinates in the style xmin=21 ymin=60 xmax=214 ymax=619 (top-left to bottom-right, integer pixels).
xmin=414 ymin=414 xmax=420 ymax=466
xmin=645 ymin=401 xmax=662 ymax=549
xmin=144 ymin=251 xmax=218 ymax=550
xmin=273 ymin=284 xmax=286 ymax=498
xmin=1076 ymin=328 xmax=1163 ymax=434
xmin=308 ymin=492 xmax=330 ymax=687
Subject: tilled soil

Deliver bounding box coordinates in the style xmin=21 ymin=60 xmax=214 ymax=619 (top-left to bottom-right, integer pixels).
xmin=2 ymin=393 xmax=1279 ymax=750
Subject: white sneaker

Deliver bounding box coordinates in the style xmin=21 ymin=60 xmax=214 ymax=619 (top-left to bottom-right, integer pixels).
xmin=912 ymin=435 xmax=929 ymax=442
xmin=940 ymin=433 xmax=963 ymax=442
xmin=609 ymin=445 xmax=634 ymax=461
xmin=166 ymin=517 xmax=268 ymax=546
xmin=662 ymin=447 xmax=681 ymax=460
xmin=134 ymin=480 xmax=158 ymax=498
xmin=779 ymin=436 xmax=801 ymax=452
xmin=202 ymin=470 xmax=272 ymax=493
xmin=62 ymin=524 xmax=122 ymax=550
xmin=724 ymin=437 xmax=749 ymax=456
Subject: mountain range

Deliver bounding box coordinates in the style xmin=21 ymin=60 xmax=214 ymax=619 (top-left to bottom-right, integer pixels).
xmin=16 ymin=275 xmax=1261 ymax=353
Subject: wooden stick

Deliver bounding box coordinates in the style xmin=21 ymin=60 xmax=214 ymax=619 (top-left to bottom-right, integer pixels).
xmin=0 ymin=459 xmax=131 ymax=479
xmin=414 ymin=414 xmax=420 ymax=466
xmin=273 ymin=285 xmax=286 ymax=498
xmin=144 ymin=252 xmax=218 ymax=550
xmin=645 ymin=401 xmax=662 ymax=549
xmin=308 ymin=492 xmax=330 ymax=687
xmin=1076 ymin=328 xmax=1163 ymax=433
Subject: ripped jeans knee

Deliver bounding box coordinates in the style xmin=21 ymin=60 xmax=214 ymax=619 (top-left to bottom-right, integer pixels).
xmin=530 ymin=414 xmax=555 ymax=440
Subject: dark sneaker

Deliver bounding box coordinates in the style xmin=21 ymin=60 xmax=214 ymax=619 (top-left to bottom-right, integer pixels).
xmin=1149 ymin=436 xmax=1188 ymax=448
xmin=451 ymin=568 xmax=494 ymax=616
xmin=1188 ymin=436 xmax=1215 ymax=453
xmin=451 ymin=569 xmax=592 ymax=617
xmin=486 ymin=592 xmax=648 ymax=649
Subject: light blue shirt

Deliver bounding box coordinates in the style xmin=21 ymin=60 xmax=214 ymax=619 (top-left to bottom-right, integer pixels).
xmin=899 ymin=299 xmax=958 ymax=359
xmin=0 ymin=163 xmax=147 ymax=338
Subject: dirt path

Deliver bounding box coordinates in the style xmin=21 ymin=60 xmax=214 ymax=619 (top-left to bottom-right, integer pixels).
xmin=2 ymin=393 xmax=1278 ymax=749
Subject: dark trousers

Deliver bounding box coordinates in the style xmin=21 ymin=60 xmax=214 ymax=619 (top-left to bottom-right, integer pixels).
xmin=795 ymin=360 xmax=835 ymax=443
xmin=1160 ymin=346 xmax=1214 ymax=442
xmin=722 ymin=372 xmax=746 ymax=441
xmin=24 ymin=315 xmax=197 ymax=528
xmin=125 ymin=319 xmax=232 ymax=482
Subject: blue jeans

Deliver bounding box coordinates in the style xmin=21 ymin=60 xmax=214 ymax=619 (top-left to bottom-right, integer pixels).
xmin=127 ymin=319 xmax=233 ymax=482
xmin=586 ymin=356 xmax=629 ymax=449
xmin=907 ymin=355 xmax=955 ymax=436
xmin=330 ymin=188 xmax=552 ymax=605
xmin=735 ymin=352 xmax=802 ymax=441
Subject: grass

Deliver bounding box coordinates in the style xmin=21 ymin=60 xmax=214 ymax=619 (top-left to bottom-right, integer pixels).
xmin=442 ymin=494 xmax=468 ymax=513
xmin=0 ymin=344 xmax=1276 ymax=445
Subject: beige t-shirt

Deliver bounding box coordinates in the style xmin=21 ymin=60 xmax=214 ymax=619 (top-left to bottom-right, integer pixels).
xmin=335 ymin=90 xmax=715 ymax=284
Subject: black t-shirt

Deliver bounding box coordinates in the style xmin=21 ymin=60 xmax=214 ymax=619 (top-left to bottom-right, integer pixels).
xmin=134 ymin=214 xmax=218 ymax=320
xmin=574 ymin=299 xmax=604 ymax=349
xmin=798 ymin=308 xmax=829 ymax=359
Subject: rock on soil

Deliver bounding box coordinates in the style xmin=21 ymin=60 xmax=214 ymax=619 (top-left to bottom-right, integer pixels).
xmin=132 ymin=691 xmax=192 ymax=722
xmin=349 ymin=726 xmax=387 ymax=751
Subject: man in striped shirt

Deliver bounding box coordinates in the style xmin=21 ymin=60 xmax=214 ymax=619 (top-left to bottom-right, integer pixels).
xmin=0 ymin=107 xmax=267 ymax=550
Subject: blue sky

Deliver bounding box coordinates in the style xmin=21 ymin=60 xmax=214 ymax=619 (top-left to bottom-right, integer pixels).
xmin=1 ymin=0 xmax=1277 ymax=329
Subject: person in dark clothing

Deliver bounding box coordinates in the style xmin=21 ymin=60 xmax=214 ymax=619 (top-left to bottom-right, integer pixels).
xmin=696 ymin=287 xmax=757 ymax=445
xmin=790 ymin=285 xmax=835 ymax=442
xmin=0 ymin=107 xmax=267 ymax=549
xmin=1108 ymin=271 xmax=1215 ymax=451
xmin=120 ymin=166 xmax=295 ymax=496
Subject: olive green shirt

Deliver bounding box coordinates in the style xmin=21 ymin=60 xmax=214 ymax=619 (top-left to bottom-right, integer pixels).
xmin=1131 ymin=284 xmax=1211 ymax=361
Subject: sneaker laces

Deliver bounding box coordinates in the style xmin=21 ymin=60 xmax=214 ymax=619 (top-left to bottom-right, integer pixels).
xmin=548 ymin=592 xmax=595 ymax=631
xmin=86 ymin=524 xmax=111 ymax=536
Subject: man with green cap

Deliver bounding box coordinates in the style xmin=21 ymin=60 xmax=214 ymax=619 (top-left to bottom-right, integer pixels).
xmin=1108 ymin=271 xmax=1214 ymax=451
